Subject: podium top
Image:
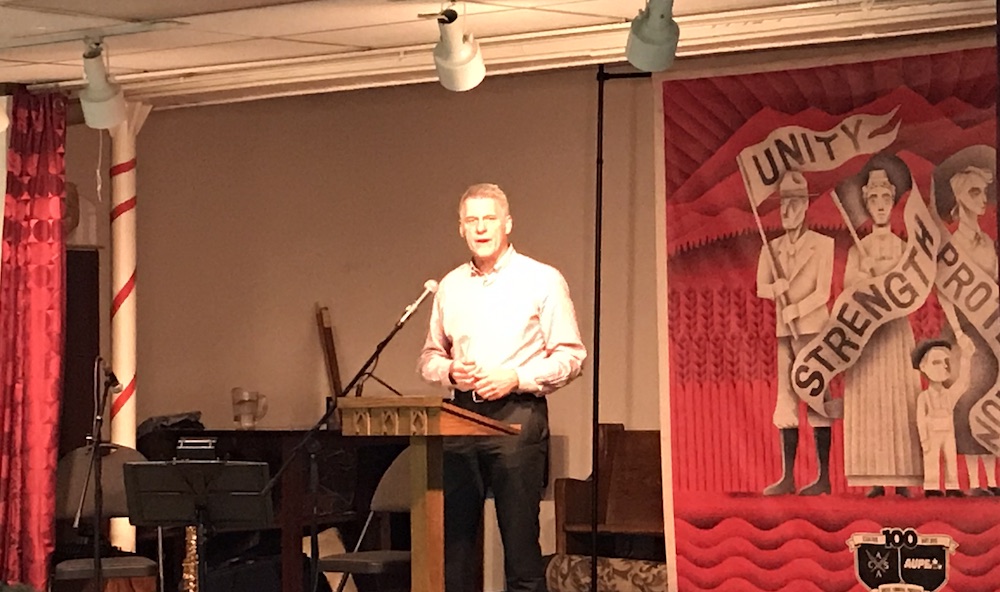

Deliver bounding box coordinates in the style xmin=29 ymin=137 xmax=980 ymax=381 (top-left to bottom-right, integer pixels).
xmin=339 ymin=396 xmax=520 ymax=437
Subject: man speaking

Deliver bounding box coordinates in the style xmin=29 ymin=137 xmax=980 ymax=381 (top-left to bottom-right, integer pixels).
xmin=418 ymin=183 xmax=586 ymax=592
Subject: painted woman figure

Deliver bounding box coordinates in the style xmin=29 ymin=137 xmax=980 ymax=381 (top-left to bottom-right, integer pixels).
xmin=842 ymin=167 xmax=923 ymax=496
xmin=937 ymin=162 xmax=999 ymax=496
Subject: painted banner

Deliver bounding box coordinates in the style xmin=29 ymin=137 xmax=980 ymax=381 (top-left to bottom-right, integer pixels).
xmin=660 ymin=46 xmax=998 ymax=591
xmin=737 ymin=107 xmax=901 ymax=206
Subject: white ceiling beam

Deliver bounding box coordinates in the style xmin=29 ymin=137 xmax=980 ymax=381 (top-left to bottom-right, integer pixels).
xmin=0 ymin=20 xmax=181 ymax=49
xmin=29 ymin=0 xmax=997 ymax=108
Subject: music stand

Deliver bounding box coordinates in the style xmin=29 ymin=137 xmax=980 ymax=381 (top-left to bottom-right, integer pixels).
xmin=123 ymin=460 xmax=275 ymax=589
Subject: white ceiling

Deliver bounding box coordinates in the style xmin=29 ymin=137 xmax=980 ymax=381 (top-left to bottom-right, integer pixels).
xmin=0 ymin=0 xmax=995 ymax=108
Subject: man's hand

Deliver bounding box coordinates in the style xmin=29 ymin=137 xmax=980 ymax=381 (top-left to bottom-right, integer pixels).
xmin=449 ymin=359 xmax=479 ymax=391
xmin=860 ymin=256 xmax=876 ymax=276
xmin=956 ymin=333 xmax=975 ymax=356
xmin=782 ymin=303 xmax=800 ymax=325
xmin=472 ymin=368 xmax=520 ymax=401
xmin=771 ymin=278 xmax=790 ymax=297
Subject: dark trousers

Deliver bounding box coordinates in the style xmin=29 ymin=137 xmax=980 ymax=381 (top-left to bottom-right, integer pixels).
xmin=444 ymin=391 xmax=549 ymax=592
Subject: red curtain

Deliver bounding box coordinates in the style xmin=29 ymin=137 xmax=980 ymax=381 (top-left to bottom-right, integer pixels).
xmin=0 ymin=90 xmax=66 ymax=589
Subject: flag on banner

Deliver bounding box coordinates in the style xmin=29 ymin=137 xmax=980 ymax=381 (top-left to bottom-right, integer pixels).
xmin=736 ymin=107 xmax=901 ymax=206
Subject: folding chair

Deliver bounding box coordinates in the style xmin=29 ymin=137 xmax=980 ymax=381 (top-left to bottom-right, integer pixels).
xmin=317 ymin=446 xmax=413 ymax=592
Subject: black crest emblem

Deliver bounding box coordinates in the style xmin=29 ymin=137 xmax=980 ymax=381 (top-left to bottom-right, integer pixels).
xmin=848 ymin=528 xmax=956 ymax=592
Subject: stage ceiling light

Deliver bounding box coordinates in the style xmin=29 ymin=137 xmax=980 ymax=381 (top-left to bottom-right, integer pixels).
xmin=433 ymin=7 xmax=486 ymax=92
xmin=79 ymin=40 xmax=127 ymax=130
xmin=626 ymin=0 xmax=680 ymax=73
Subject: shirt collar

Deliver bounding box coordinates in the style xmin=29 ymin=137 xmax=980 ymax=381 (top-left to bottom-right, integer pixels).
xmin=469 ymin=245 xmax=515 ymax=277
xmin=955 ymin=223 xmax=987 ymax=247
xmin=777 ymin=229 xmax=806 ymax=254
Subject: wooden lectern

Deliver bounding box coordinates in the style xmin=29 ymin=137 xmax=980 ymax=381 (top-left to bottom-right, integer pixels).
xmin=339 ymin=396 xmax=519 ymax=592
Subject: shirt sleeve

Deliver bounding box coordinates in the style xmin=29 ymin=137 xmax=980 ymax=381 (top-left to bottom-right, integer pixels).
xmin=756 ymin=245 xmax=776 ymax=300
xmin=515 ymin=271 xmax=587 ymax=395
xmin=416 ymin=292 xmax=454 ymax=388
xmin=947 ymin=345 xmax=974 ymax=405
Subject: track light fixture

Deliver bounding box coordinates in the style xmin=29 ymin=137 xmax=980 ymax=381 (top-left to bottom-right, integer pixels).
xmin=433 ymin=6 xmax=486 ymax=92
xmin=79 ymin=40 xmax=127 ymax=130
xmin=626 ymin=0 xmax=680 ymax=73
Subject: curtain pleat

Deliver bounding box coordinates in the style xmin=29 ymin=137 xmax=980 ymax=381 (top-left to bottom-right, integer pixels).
xmin=0 ymin=90 xmax=66 ymax=590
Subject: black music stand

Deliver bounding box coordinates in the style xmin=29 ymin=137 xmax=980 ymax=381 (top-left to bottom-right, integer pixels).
xmin=123 ymin=460 xmax=275 ymax=589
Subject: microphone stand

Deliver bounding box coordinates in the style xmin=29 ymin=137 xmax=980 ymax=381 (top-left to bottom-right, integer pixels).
xmin=73 ymin=357 xmax=119 ymax=592
xmin=263 ymin=314 xmax=410 ymax=494
xmin=308 ymin=445 xmax=322 ymax=592
xmin=360 ymin=373 xmax=404 ymax=397
xmin=262 ymin=311 xmax=417 ymax=592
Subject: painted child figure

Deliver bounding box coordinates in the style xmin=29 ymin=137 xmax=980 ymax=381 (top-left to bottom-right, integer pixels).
xmin=913 ymin=333 xmax=975 ymax=497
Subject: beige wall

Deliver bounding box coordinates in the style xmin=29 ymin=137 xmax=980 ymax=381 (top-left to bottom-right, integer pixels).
xmin=65 ymin=65 xmax=659 ymax=483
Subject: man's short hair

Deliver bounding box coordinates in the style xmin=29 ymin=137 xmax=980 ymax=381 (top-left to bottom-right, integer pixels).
xmin=911 ymin=339 xmax=953 ymax=370
xmin=459 ymin=183 xmax=509 ymax=216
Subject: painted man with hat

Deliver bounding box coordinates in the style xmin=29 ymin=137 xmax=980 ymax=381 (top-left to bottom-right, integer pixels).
xmin=842 ymin=167 xmax=923 ymax=497
xmin=756 ymin=170 xmax=835 ymax=496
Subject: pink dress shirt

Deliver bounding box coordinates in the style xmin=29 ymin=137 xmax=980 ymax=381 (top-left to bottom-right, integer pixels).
xmin=417 ymin=246 xmax=586 ymax=395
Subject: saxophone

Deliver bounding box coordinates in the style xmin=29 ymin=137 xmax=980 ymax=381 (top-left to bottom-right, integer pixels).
xmin=182 ymin=526 xmax=199 ymax=592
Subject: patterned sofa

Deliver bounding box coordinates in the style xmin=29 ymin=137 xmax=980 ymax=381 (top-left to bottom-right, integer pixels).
xmin=545 ymin=554 xmax=668 ymax=592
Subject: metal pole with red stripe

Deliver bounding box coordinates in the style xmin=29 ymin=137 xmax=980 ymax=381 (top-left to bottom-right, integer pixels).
xmin=108 ymin=102 xmax=151 ymax=551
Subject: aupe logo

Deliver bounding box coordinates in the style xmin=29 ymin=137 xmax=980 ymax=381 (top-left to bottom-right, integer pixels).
xmin=901 ymin=557 xmax=943 ymax=571
xmin=847 ymin=528 xmax=957 ymax=592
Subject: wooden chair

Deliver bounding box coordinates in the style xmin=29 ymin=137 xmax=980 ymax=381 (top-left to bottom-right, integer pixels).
xmin=554 ymin=424 xmax=665 ymax=560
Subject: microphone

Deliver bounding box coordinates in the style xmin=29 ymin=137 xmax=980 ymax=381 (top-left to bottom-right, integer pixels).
xmin=102 ymin=361 xmax=124 ymax=394
xmin=398 ymin=279 xmax=439 ymax=326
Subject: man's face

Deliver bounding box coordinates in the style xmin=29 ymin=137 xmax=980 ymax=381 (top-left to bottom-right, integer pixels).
xmin=919 ymin=347 xmax=952 ymax=384
xmin=956 ymin=176 xmax=988 ymax=218
xmin=780 ymin=195 xmax=807 ymax=231
xmin=865 ymin=188 xmax=894 ymax=227
xmin=459 ymin=196 xmax=511 ymax=263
